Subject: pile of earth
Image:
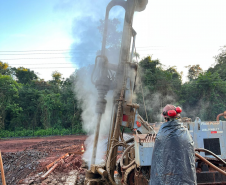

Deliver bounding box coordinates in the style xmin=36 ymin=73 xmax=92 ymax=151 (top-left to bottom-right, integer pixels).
xmin=0 ymin=136 xmax=87 ymax=185
xmin=0 ymin=150 xmax=48 ymax=184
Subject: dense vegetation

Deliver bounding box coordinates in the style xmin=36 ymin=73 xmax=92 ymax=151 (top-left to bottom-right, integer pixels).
xmin=136 ymin=47 xmax=226 ymax=122
xmin=1 ymin=17 xmax=226 ymax=138
xmin=1 ymin=46 xmax=226 ymax=138
xmin=0 ymin=63 xmax=83 ymax=138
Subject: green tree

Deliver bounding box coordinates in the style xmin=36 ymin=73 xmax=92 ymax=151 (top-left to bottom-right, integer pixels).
xmin=14 ymin=67 xmax=38 ymax=84
xmin=38 ymin=92 xmax=62 ymax=129
xmin=186 ymin=64 xmax=203 ymax=81
xmin=0 ymin=61 xmax=11 ymax=75
xmin=16 ymin=86 xmax=41 ymax=129
xmin=0 ymin=74 xmax=21 ymax=129
xmin=136 ymin=56 xmax=182 ymax=122
xmin=208 ymin=47 xmax=226 ymax=80
xmin=60 ymin=76 xmax=82 ymax=132
xmin=180 ymin=72 xmax=226 ymax=121
xmin=51 ymin=71 xmax=62 ymax=84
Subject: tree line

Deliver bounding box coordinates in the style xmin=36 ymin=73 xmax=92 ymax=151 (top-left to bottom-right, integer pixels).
xmin=0 ymin=46 xmax=226 ymax=137
xmin=1 ymin=17 xmax=226 ymax=137
xmin=0 ymin=63 xmax=83 ymax=137
xmin=136 ymin=47 xmax=226 ymax=122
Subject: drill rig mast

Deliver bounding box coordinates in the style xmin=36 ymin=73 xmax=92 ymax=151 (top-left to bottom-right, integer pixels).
xmin=85 ymin=0 xmax=155 ymax=184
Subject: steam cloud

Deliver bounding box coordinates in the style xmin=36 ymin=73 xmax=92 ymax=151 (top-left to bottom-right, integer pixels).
xmin=54 ymin=0 xmax=125 ymax=166
xmin=135 ymin=68 xmax=177 ymax=123
xmin=54 ymin=0 xmax=124 ymax=67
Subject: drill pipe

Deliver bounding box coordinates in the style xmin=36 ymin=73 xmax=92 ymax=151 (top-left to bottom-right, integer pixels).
xmin=91 ymin=113 xmax=102 ymax=165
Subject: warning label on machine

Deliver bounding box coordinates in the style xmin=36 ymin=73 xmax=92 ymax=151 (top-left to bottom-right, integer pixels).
xmin=201 ymin=122 xmax=219 ymax=125
xmin=202 ymin=128 xmax=223 ymax=133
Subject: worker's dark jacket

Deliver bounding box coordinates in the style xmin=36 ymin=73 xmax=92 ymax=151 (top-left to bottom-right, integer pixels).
xmin=150 ymin=120 xmax=197 ymax=185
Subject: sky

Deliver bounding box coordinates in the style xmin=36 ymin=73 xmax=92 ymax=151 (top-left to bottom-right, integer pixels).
xmin=1 ymin=0 xmax=226 ymax=81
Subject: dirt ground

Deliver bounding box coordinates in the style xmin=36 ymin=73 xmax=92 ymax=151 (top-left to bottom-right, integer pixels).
xmin=0 ymin=135 xmax=88 ymax=185
xmin=0 ymin=135 xmax=87 ymax=153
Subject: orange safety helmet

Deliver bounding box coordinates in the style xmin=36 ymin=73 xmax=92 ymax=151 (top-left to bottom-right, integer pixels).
xmin=162 ymin=104 xmax=182 ymax=118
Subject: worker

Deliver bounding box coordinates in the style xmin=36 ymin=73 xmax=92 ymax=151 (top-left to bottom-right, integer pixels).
xmin=150 ymin=104 xmax=197 ymax=185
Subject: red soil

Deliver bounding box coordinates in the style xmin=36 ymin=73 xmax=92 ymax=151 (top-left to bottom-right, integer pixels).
xmin=0 ymin=135 xmax=87 ymax=153
xmin=0 ymin=135 xmax=88 ymax=185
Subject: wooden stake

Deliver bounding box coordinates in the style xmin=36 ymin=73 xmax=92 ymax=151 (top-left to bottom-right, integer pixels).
xmin=0 ymin=150 xmax=6 ymax=185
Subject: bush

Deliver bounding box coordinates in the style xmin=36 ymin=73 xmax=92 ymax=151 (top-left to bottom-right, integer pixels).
xmin=0 ymin=126 xmax=85 ymax=138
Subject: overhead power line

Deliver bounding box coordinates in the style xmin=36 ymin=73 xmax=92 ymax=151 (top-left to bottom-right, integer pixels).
xmin=0 ymin=50 xmax=163 ymax=61
xmin=0 ymin=48 xmax=163 ymax=55
xmin=19 ymin=67 xmax=76 ymax=69
xmin=8 ymin=63 xmax=74 ymax=65
xmin=136 ymin=46 xmax=166 ymax=48
xmin=0 ymin=46 xmax=165 ymax=53
xmin=1 ymin=57 xmax=73 ymax=60
xmin=0 ymin=51 xmax=96 ymax=55
xmin=0 ymin=49 xmax=92 ymax=52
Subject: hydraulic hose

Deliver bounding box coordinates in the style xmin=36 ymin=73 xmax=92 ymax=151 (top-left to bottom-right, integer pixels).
xmin=120 ymin=143 xmax=135 ymax=170
xmin=106 ymin=142 xmax=126 ymax=185
xmin=106 ymin=139 xmax=135 ymax=185
xmin=195 ymin=153 xmax=226 ymax=176
xmin=195 ymin=148 xmax=226 ymax=165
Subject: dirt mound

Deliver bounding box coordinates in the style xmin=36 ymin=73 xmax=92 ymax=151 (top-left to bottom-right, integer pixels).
xmin=0 ymin=136 xmax=87 ymax=185
xmin=18 ymin=155 xmax=86 ymax=185
xmin=0 ymin=150 xmax=48 ymax=185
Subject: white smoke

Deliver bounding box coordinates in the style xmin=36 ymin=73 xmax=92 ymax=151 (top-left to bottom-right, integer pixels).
xmin=63 ymin=0 xmax=124 ymax=167
xmin=135 ymin=68 xmax=177 ymax=123
xmin=73 ymin=67 xmax=114 ymax=167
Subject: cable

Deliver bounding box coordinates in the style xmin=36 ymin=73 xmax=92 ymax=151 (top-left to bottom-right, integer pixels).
xmin=120 ymin=144 xmax=135 ymax=170
xmin=136 ymin=48 xmax=164 ymax=51
xmin=135 ymin=46 xmax=148 ymax=122
xmin=7 ymin=63 xmax=74 ymax=65
xmin=0 ymin=48 xmax=161 ymax=55
xmin=136 ymin=46 xmax=166 ymax=48
xmin=0 ymin=46 xmax=165 ymax=53
xmin=0 ymin=51 xmax=96 ymax=55
xmin=14 ymin=67 xmax=76 ymax=69
xmin=0 ymin=49 xmax=97 ymax=52
xmin=1 ymin=57 xmax=72 ymax=60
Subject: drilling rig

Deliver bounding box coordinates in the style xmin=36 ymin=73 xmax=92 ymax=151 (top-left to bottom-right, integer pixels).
xmin=84 ymin=0 xmax=226 ymax=184
xmin=85 ymin=0 xmax=155 ymax=184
